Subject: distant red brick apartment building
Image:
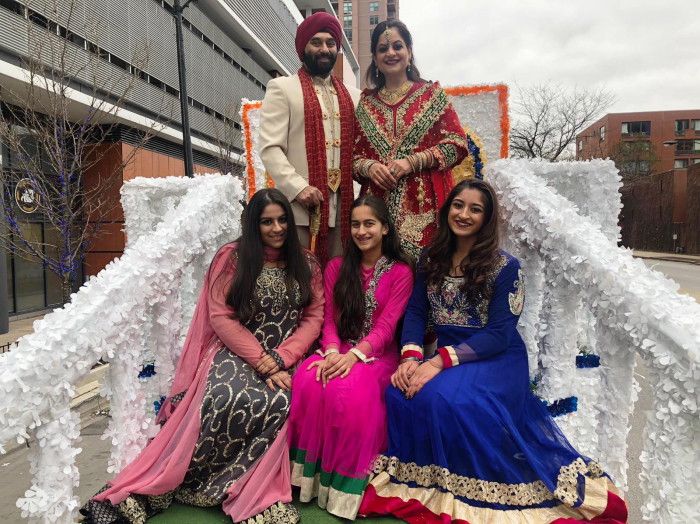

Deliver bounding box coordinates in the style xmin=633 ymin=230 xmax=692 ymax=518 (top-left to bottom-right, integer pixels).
xmin=577 ymin=110 xmax=700 ymax=254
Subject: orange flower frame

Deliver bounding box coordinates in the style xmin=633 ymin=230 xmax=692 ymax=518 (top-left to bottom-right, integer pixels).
xmin=444 ymin=84 xmax=510 ymax=159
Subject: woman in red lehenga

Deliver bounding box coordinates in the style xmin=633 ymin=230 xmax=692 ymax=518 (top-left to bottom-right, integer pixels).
xmin=79 ymin=189 xmax=324 ymax=523
xmin=353 ymin=19 xmax=469 ymax=260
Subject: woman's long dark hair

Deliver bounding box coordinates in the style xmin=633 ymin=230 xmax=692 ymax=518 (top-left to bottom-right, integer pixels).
xmin=422 ymin=179 xmax=501 ymax=301
xmin=225 ymin=188 xmax=313 ymax=324
xmin=334 ymin=195 xmax=411 ymax=340
xmin=364 ymin=19 xmax=426 ymax=89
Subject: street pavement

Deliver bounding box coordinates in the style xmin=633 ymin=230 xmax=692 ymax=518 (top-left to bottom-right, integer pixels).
xmin=0 ymin=251 xmax=698 ymax=522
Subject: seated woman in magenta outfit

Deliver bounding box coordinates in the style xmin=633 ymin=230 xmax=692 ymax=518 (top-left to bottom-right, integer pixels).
xmin=288 ymin=195 xmax=414 ymax=520
xmin=359 ymin=179 xmax=628 ymax=524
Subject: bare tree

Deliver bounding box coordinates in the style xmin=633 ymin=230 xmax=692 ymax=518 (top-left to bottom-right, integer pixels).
xmin=210 ymin=101 xmax=245 ymax=178
xmin=0 ymin=0 xmax=166 ymax=303
xmin=608 ymin=136 xmax=661 ymax=182
xmin=510 ymin=83 xmax=615 ymax=161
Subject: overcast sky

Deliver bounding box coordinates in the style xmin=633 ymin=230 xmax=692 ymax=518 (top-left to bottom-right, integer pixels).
xmin=399 ymin=0 xmax=700 ymax=114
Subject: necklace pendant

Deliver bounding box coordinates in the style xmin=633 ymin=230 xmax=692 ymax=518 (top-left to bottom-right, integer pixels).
xmin=328 ymin=168 xmax=341 ymax=192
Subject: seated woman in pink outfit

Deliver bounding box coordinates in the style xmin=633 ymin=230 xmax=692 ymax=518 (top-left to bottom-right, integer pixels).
xmin=288 ymin=195 xmax=414 ymax=520
xmin=80 ymin=188 xmax=324 ymax=524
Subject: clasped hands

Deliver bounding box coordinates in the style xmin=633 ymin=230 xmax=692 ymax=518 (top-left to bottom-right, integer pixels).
xmin=391 ymin=358 xmax=442 ymax=399
xmin=368 ymin=159 xmax=412 ymax=191
xmin=255 ymin=353 xmax=291 ymax=392
xmin=307 ymin=351 xmax=360 ymax=387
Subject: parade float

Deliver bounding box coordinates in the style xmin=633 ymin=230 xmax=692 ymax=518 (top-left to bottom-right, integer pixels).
xmin=0 ymin=86 xmax=697 ymax=523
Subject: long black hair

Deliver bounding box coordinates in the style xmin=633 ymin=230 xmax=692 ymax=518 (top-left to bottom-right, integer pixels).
xmin=422 ymin=179 xmax=501 ymax=301
xmin=364 ymin=19 xmax=426 ymax=89
xmin=225 ymin=188 xmax=314 ymax=324
xmin=334 ymin=195 xmax=412 ymax=340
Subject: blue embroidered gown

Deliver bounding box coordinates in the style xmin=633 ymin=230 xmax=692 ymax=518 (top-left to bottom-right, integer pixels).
xmin=360 ymin=252 xmax=627 ymax=524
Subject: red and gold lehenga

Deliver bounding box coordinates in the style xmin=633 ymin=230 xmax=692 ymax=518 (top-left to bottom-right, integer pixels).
xmin=354 ymin=81 xmax=469 ymax=258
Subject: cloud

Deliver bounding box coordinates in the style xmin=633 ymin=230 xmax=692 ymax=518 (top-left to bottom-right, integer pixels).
xmin=398 ymin=0 xmax=700 ymax=112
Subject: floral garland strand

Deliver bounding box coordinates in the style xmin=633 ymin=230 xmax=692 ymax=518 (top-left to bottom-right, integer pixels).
xmin=0 ymin=174 xmax=243 ymax=522
xmin=488 ymin=158 xmax=700 ymax=522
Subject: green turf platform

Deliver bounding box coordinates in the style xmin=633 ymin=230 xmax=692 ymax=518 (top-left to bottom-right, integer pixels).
xmin=148 ymin=493 xmax=402 ymax=523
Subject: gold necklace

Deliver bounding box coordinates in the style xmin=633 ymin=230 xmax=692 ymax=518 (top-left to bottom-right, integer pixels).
xmin=378 ymin=80 xmax=412 ymax=104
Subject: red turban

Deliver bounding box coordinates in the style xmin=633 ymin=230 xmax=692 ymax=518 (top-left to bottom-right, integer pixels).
xmin=295 ymin=12 xmax=343 ymax=61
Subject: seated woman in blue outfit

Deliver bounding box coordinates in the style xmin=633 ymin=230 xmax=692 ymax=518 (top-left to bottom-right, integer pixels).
xmin=359 ymin=179 xmax=628 ymax=524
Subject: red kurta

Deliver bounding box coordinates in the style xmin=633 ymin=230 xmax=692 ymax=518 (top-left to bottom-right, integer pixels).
xmin=354 ymin=81 xmax=468 ymax=258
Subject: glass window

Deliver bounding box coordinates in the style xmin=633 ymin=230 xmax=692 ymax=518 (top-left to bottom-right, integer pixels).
xmin=369 ymin=14 xmax=379 ymax=24
xmin=13 ymin=222 xmax=45 ymax=312
xmin=344 ymin=29 xmax=352 ymax=41
xmin=6 ymin=251 xmax=14 ymax=314
xmin=343 ymin=2 xmax=352 ymax=14
xmin=369 ymin=1 xmax=379 ymax=11
xmin=599 ymin=125 xmax=605 ymax=141
xmin=693 ymin=158 xmax=700 ymax=165
xmin=578 ymin=140 xmax=583 ymax=151
xmin=43 ymin=226 xmax=64 ymax=306
xmin=674 ymin=159 xmax=688 ymax=169
xmin=621 ymin=121 xmax=650 ymax=137
xmin=676 ymin=140 xmax=693 ymax=152
xmin=1 ymin=140 xmax=7 ymax=168
xmin=693 ymin=120 xmax=700 ymax=132
xmin=675 ymin=119 xmax=689 ymax=134
xmin=343 ymin=15 xmax=352 ymax=28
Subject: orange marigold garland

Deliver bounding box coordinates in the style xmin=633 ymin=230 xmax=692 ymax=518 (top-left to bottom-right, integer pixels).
xmin=242 ymin=101 xmax=263 ymax=200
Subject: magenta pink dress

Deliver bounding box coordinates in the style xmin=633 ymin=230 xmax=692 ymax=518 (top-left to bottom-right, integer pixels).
xmin=288 ymin=256 xmax=413 ymax=520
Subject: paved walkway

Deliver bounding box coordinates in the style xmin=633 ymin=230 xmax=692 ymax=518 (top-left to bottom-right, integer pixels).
xmin=632 ymin=249 xmax=700 ymax=265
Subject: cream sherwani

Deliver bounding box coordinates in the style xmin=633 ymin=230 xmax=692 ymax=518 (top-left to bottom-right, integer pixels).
xmin=259 ymin=73 xmax=360 ymax=253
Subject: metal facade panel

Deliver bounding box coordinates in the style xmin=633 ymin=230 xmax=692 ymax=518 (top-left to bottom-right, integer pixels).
xmin=229 ymin=0 xmax=298 ymax=73
xmin=0 ymin=9 xmax=29 ymax=57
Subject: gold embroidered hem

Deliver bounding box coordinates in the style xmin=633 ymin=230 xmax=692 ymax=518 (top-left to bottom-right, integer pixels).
xmin=371 ymin=455 xmax=607 ymax=508
xmin=237 ymin=501 xmax=300 ymax=524
xmin=367 ymin=471 xmax=616 ymax=524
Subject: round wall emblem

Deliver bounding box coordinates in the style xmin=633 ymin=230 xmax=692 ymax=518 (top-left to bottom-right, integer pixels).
xmin=15 ymin=178 xmax=40 ymax=213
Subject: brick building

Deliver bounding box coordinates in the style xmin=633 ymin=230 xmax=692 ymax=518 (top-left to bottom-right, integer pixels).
xmin=577 ymin=110 xmax=700 ymax=175
xmin=332 ymin=0 xmax=399 ymax=88
xmin=578 ymin=110 xmax=700 ymax=253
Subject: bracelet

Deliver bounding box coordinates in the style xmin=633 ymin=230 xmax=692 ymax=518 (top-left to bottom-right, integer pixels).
xmin=266 ymin=349 xmax=286 ymax=371
xmin=402 ymin=356 xmax=421 ymax=363
xmin=356 ymin=159 xmax=376 ymax=178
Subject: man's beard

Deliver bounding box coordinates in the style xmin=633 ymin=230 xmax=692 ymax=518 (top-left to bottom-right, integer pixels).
xmin=304 ymin=51 xmax=337 ymax=77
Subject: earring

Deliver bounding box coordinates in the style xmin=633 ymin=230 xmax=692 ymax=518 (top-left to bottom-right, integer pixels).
xmin=375 ymin=66 xmax=379 ymax=78
xmin=407 ymin=64 xmax=411 ymax=72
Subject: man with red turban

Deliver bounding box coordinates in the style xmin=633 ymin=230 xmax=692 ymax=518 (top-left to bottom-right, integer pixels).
xmin=260 ymin=12 xmax=360 ymax=266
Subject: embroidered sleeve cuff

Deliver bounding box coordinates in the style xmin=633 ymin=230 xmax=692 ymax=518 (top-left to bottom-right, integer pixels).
xmin=401 ymin=343 xmax=424 ymax=361
xmin=349 ymin=348 xmax=377 ymax=364
xmin=437 ymin=343 xmax=479 ymax=368
xmin=316 ymin=347 xmax=340 ymax=358
xmin=437 ymin=346 xmax=460 ymax=368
